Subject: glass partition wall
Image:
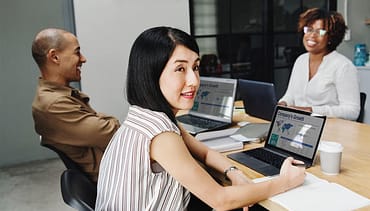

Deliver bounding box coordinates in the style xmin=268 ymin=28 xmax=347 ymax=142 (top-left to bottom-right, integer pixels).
xmin=189 ymin=0 xmax=336 ymax=98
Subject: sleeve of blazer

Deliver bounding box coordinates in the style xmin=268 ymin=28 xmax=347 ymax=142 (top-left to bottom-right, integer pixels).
xmin=46 ymin=96 xmax=120 ymax=150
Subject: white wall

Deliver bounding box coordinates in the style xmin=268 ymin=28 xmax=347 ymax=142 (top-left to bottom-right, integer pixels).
xmin=337 ymin=0 xmax=370 ymax=61
xmin=337 ymin=0 xmax=370 ymax=124
xmin=73 ymin=0 xmax=190 ymax=121
xmin=0 ymin=0 xmax=74 ymax=167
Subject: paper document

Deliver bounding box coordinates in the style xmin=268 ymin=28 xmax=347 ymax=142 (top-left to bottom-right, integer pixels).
xmin=200 ymin=137 xmax=243 ymax=152
xmin=253 ymin=173 xmax=370 ymax=211
xmin=195 ymin=128 xmax=239 ymax=141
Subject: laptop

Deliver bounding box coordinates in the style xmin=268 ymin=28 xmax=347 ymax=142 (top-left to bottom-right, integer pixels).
xmin=231 ymin=122 xmax=271 ymax=143
xmin=176 ymin=76 xmax=237 ymax=135
xmin=227 ymin=105 xmax=326 ymax=176
xmin=238 ymin=79 xmax=277 ymax=121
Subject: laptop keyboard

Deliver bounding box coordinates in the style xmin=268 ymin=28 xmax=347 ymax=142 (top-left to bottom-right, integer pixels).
xmin=245 ymin=148 xmax=286 ymax=169
xmin=177 ymin=115 xmax=225 ymax=129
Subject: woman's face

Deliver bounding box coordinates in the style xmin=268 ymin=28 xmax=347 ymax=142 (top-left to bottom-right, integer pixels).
xmin=303 ymin=19 xmax=329 ymax=55
xmin=159 ymin=45 xmax=200 ymax=114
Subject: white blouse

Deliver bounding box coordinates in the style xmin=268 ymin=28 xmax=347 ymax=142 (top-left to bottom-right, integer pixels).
xmin=95 ymin=106 xmax=190 ymax=211
xmin=280 ymin=51 xmax=360 ymax=120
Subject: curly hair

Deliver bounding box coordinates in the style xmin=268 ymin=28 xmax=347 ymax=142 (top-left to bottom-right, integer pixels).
xmin=298 ymin=8 xmax=347 ymax=52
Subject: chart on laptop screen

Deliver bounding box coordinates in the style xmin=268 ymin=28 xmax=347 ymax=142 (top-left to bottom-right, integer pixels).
xmin=191 ymin=79 xmax=235 ymax=119
xmin=268 ymin=109 xmax=325 ymax=159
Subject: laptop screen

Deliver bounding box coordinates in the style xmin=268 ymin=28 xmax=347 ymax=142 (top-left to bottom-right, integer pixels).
xmin=238 ymin=79 xmax=277 ymax=121
xmin=189 ymin=77 xmax=237 ymax=122
xmin=266 ymin=106 xmax=326 ymax=160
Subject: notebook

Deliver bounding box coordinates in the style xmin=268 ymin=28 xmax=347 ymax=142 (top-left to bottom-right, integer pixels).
xmin=238 ymin=79 xmax=277 ymax=121
xmin=177 ymin=76 xmax=237 ymax=135
xmin=227 ymin=105 xmax=326 ymax=176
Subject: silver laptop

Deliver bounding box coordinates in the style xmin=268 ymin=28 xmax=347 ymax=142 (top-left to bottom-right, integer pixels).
xmin=177 ymin=76 xmax=237 ymax=135
xmin=238 ymin=79 xmax=277 ymax=121
xmin=228 ymin=106 xmax=326 ymax=176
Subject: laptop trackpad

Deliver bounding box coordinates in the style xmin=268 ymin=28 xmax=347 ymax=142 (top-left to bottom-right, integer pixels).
xmin=227 ymin=153 xmax=280 ymax=176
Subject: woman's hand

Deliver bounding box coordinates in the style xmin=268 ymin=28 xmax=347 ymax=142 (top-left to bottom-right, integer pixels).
xmin=278 ymin=157 xmax=306 ymax=192
xmin=277 ymin=102 xmax=313 ymax=113
xmin=278 ymin=101 xmax=287 ymax=106
xmin=290 ymin=106 xmax=313 ymax=112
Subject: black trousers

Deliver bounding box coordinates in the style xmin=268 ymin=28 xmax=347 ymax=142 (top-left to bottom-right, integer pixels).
xmin=187 ymin=193 xmax=269 ymax=211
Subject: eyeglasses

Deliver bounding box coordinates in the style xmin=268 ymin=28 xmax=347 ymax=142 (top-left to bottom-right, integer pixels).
xmin=303 ymin=26 xmax=327 ymax=37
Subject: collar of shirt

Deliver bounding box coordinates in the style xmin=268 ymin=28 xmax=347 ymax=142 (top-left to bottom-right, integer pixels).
xmin=38 ymin=77 xmax=90 ymax=104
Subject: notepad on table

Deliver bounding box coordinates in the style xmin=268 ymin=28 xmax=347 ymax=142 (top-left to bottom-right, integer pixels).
xmin=253 ymin=173 xmax=370 ymax=211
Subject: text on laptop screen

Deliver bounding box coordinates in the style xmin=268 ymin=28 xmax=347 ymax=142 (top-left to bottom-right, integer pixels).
xmin=267 ymin=108 xmax=325 ymax=159
xmin=190 ymin=78 xmax=235 ymax=120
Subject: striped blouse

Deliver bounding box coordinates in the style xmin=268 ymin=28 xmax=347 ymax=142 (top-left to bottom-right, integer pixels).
xmin=95 ymin=106 xmax=190 ymax=211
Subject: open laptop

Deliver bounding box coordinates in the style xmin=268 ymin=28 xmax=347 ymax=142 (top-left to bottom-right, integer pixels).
xmin=227 ymin=105 xmax=326 ymax=176
xmin=176 ymin=76 xmax=237 ymax=135
xmin=238 ymin=79 xmax=277 ymax=121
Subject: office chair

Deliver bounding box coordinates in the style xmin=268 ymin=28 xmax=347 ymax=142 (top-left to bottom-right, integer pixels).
xmin=40 ymin=142 xmax=81 ymax=171
xmin=40 ymin=141 xmax=94 ymax=184
xmin=356 ymin=92 xmax=367 ymax=123
xmin=61 ymin=169 xmax=97 ymax=211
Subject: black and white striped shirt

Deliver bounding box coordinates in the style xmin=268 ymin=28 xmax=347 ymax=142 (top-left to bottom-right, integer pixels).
xmin=96 ymin=106 xmax=190 ymax=211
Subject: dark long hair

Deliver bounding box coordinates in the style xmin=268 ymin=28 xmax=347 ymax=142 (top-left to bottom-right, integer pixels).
xmin=126 ymin=26 xmax=199 ymax=124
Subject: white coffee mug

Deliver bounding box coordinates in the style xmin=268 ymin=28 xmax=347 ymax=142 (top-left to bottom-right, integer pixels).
xmin=319 ymin=141 xmax=343 ymax=175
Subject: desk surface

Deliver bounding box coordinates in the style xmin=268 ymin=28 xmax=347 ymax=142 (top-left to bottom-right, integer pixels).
xmin=224 ymin=104 xmax=370 ymax=210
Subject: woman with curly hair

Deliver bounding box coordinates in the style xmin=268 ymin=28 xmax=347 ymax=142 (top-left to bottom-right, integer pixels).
xmin=279 ymin=8 xmax=360 ymax=121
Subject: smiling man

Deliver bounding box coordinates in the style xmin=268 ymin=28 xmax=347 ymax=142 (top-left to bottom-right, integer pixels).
xmin=31 ymin=28 xmax=120 ymax=183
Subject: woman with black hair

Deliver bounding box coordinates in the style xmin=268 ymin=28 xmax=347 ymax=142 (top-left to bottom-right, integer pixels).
xmin=95 ymin=26 xmax=305 ymax=211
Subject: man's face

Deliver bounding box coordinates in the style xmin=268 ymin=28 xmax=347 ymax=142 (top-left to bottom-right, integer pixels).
xmin=57 ymin=33 xmax=87 ymax=85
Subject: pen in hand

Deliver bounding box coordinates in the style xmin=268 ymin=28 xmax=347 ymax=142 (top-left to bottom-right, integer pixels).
xmin=292 ymin=163 xmax=306 ymax=167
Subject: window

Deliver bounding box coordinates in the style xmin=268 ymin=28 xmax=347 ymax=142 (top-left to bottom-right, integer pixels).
xmin=190 ymin=0 xmax=336 ymax=97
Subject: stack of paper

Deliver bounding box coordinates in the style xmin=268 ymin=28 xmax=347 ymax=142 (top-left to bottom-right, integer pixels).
xmin=195 ymin=128 xmax=243 ymax=152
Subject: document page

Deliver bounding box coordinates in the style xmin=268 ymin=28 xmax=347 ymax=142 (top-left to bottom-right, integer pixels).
xmin=254 ymin=173 xmax=370 ymax=211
